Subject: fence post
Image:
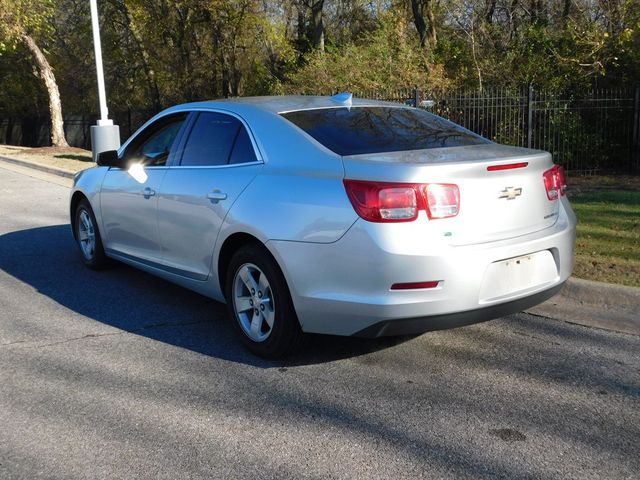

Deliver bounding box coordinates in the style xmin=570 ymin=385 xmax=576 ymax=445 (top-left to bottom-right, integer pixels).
xmin=527 ymin=84 xmax=534 ymax=149
xmin=633 ymin=85 xmax=640 ymax=172
xmin=414 ymin=86 xmax=421 ymax=108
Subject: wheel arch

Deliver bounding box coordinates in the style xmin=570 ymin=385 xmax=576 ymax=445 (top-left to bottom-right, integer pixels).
xmin=216 ymin=232 xmax=294 ymax=302
xmin=217 ymin=232 xmax=264 ymax=296
xmin=69 ymin=190 xmax=89 ymax=240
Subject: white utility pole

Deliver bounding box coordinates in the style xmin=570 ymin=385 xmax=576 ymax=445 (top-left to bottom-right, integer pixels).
xmin=89 ymin=0 xmax=120 ymax=161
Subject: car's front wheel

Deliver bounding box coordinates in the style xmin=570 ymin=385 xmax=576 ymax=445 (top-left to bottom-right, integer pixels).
xmin=74 ymin=198 xmax=109 ymax=269
xmin=225 ymin=244 xmax=304 ymax=358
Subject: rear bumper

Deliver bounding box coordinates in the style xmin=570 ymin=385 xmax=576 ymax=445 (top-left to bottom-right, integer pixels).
xmin=267 ymin=197 xmax=576 ymax=337
xmin=353 ymin=282 xmax=563 ymax=337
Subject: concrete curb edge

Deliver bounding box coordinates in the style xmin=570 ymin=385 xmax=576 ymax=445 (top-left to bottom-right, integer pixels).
xmin=0 ymin=155 xmax=77 ymax=179
xmin=559 ymin=277 xmax=639 ymax=313
xmin=527 ymin=277 xmax=640 ymax=336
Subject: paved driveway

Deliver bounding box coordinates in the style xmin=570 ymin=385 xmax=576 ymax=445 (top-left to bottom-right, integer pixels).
xmin=0 ymin=166 xmax=638 ymax=479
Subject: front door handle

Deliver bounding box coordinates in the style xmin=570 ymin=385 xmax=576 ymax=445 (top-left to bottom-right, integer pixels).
xmin=142 ymin=187 xmax=156 ymax=198
xmin=207 ymin=190 xmax=227 ymax=203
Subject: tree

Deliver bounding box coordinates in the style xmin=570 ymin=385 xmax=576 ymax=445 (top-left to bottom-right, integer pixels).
xmin=0 ymin=0 xmax=69 ymax=147
xmin=409 ymin=0 xmax=438 ymax=48
xmin=286 ymin=10 xmax=449 ymax=92
xmin=308 ymin=0 xmax=325 ymax=51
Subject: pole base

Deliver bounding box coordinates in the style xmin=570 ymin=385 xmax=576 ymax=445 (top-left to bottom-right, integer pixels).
xmin=90 ymin=124 xmax=121 ymax=163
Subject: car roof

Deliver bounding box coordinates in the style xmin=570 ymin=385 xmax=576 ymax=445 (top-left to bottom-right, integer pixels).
xmin=162 ymin=95 xmax=406 ymax=116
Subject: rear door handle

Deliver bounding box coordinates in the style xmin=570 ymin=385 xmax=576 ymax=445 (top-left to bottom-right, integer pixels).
xmin=142 ymin=187 xmax=156 ymax=198
xmin=207 ymin=191 xmax=227 ymax=203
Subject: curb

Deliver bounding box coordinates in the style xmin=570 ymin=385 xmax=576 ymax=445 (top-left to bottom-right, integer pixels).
xmin=527 ymin=277 xmax=640 ymax=336
xmin=0 ymin=155 xmax=77 ymax=179
xmin=560 ymin=277 xmax=639 ymax=313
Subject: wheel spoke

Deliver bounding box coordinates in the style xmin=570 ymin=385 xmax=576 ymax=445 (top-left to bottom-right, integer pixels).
xmin=250 ymin=312 xmax=262 ymax=337
xmin=239 ymin=266 xmax=259 ymax=294
xmin=78 ymin=230 xmax=89 ymax=241
xmin=263 ymin=307 xmax=275 ymax=329
xmin=235 ymin=296 xmax=253 ymax=313
xmin=81 ymin=213 xmax=91 ymax=231
xmin=257 ymin=274 xmax=270 ymax=295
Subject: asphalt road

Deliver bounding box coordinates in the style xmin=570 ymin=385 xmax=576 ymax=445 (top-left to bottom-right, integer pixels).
xmin=0 ymin=165 xmax=639 ymax=479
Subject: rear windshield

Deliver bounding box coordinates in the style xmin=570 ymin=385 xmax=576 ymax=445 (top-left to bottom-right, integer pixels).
xmin=281 ymin=106 xmax=490 ymax=156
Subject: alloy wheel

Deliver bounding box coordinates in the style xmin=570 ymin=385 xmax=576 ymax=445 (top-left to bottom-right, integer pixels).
xmin=77 ymin=209 xmax=96 ymax=261
xmin=232 ymin=263 xmax=275 ymax=342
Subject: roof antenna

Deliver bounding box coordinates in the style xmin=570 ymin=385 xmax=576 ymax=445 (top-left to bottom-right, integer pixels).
xmin=330 ymin=92 xmax=353 ymax=108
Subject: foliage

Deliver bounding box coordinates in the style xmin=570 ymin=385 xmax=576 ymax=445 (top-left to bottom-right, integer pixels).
xmin=285 ymin=11 xmax=450 ymax=93
xmin=0 ymin=0 xmax=639 ymax=119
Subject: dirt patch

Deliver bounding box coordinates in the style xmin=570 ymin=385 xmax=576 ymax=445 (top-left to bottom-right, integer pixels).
xmin=0 ymin=144 xmax=93 ymax=172
xmin=568 ymin=175 xmax=640 ymax=195
xmin=21 ymin=146 xmax=92 ymax=162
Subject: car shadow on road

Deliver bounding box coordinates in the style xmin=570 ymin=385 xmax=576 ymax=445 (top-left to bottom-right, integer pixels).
xmin=0 ymin=224 xmax=415 ymax=367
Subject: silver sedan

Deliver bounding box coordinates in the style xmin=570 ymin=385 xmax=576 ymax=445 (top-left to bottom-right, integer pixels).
xmin=70 ymin=94 xmax=576 ymax=357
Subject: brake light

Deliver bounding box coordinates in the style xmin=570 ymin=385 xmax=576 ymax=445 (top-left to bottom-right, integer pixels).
xmin=343 ymin=180 xmax=460 ymax=222
xmin=487 ymin=162 xmax=529 ymax=171
xmin=543 ymin=165 xmax=567 ymax=201
xmin=556 ymin=165 xmax=567 ymax=195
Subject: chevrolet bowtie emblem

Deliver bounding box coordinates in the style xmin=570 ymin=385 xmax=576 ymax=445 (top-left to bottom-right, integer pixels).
xmin=499 ymin=187 xmax=523 ymax=200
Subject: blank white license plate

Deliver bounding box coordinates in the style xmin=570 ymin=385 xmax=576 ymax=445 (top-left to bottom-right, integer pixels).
xmin=479 ymin=250 xmax=559 ymax=303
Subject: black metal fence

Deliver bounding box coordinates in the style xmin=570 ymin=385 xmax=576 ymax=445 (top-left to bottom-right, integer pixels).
xmin=1 ymin=85 xmax=639 ymax=174
xmin=0 ymin=109 xmax=156 ymax=153
xmin=350 ymin=85 xmax=640 ymax=174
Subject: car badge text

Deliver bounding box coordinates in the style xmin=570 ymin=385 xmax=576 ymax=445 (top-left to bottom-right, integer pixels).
xmin=498 ymin=187 xmax=523 ymax=200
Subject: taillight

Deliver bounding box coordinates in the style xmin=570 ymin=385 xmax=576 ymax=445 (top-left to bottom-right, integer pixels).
xmin=543 ymin=165 xmax=567 ymax=201
xmin=421 ymin=184 xmax=460 ymax=219
xmin=343 ymin=180 xmax=460 ymax=222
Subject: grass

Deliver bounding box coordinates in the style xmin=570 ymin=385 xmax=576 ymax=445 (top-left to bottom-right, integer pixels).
xmin=568 ymin=181 xmax=640 ymax=288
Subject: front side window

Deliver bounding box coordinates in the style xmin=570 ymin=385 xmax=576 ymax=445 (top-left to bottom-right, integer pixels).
xmin=281 ymin=106 xmax=490 ymax=156
xmin=123 ymin=113 xmax=187 ymax=166
xmin=180 ymin=112 xmax=258 ymax=167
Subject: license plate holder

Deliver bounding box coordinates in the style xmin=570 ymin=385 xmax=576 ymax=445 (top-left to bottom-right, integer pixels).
xmin=479 ymin=250 xmax=558 ymax=303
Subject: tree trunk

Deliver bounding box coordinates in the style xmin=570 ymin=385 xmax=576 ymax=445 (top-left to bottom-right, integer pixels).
xmin=410 ymin=0 xmax=428 ymax=48
xmin=485 ymin=0 xmax=497 ymax=24
xmin=410 ymin=0 xmax=437 ymax=48
xmin=296 ymin=1 xmax=306 ymax=51
xmin=21 ymin=33 xmax=69 ymax=148
xmin=310 ymin=0 xmax=325 ymax=52
xmin=425 ymin=0 xmax=437 ymax=47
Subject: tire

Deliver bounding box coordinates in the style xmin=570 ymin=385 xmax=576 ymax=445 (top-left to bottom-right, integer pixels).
xmin=74 ymin=198 xmax=109 ymax=270
xmin=225 ymin=243 xmax=304 ymax=358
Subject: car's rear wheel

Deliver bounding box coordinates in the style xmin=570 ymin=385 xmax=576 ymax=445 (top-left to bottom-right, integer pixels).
xmin=74 ymin=198 xmax=109 ymax=269
xmin=225 ymin=244 xmax=304 ymax=358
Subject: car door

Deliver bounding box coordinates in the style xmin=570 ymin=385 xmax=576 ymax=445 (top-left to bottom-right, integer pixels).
xmin=156 ymin=111 xmax=263 ymax=280
xmin=100 ymin=112 xmax=189 ymax=262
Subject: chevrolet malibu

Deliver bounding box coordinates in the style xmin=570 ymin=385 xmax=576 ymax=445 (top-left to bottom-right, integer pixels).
xmin=70 ymin=94 xmax=576 ymax=357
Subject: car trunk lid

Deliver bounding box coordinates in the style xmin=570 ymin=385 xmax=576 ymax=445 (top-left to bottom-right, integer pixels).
xmin=342 ymin=144 xmax=559 ymax=245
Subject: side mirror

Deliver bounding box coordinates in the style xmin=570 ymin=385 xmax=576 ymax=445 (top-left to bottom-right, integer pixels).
xmin=96 ymin=150 xmax=123 ymax=168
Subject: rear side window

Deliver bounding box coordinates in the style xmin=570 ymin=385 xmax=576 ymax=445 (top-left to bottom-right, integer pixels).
xmin=180 ymin=112 xmax=258 ymax=166
xmin=281 ymin=107 xmax=490 ymax=156
xmin=229 ymin=127 xmax=258 ymax=165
